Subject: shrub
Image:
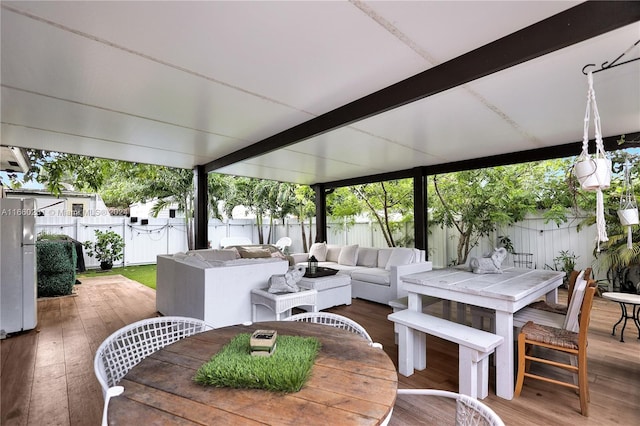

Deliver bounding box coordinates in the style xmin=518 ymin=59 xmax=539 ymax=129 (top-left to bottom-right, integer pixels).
xmin=36 ymin=240 xmax=77 ymax=297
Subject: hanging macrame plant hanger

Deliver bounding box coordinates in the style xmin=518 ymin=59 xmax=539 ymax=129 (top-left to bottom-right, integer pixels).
xmin=573 ymin=72 xmax=611 ymax=252
xmin=617 ymin=158 xmax=638 ymax=249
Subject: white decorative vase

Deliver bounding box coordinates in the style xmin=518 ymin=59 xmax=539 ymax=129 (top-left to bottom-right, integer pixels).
xmin=617 ymin=208 xmax=639 ymax=226
xmin=575 ymin=157 xmax=611 ymax=190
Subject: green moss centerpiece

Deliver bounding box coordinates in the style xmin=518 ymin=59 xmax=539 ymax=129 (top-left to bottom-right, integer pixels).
xmin=194 ymin=333 xmax=320 ymax=393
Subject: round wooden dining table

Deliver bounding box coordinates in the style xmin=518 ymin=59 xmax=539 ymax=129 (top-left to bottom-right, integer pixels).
xmin=107 ymin=320 xmax=398 ymax=425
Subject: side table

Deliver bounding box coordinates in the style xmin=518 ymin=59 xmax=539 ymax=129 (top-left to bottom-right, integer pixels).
xmin=251 ymin=288 xmax=318 ymax=321
xmin=602 ymin=292 xmax=640 ymax=342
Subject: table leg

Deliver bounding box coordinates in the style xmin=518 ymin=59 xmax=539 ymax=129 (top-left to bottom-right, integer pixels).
xmin=442 ymin=300 xmax=452 ymax=320
xmin=544 ymin=287 xmax=559 ymax=305
xmin=611 ymin=302 xmax=627 ymax=342
xmin=634 ymin=305 xmax=640 ymax=339
xmin=494 ymin=310 xmax=514 ymax=400
xmin=457 ymin=302 xmax=467 ymax=324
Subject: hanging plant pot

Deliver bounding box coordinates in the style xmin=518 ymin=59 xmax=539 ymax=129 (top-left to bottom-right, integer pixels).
xmin=618 ymin=208 xmax=639 ymax=226
xmin=574 ymin=157 xmax=611 ymax=191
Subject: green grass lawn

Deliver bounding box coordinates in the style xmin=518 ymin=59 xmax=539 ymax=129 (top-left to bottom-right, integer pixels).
xmin=77 ymin=264 xmax=157 ymax=289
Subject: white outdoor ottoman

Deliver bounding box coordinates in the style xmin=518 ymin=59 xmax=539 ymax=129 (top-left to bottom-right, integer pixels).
xmin=297 ymin=274 xmax=352 ymax=311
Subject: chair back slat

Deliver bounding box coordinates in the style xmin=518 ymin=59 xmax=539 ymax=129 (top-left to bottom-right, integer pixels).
xmin=285 ymin=312 xmax=373 ymax=343
xmin=563 ymin=270 xmax=588 ymax=332
xmin=94 ymin=316 xmax=210 ymax=398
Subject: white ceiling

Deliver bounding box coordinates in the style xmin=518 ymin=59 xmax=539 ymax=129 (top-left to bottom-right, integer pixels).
xmin=1 ymin=1 xmax=639 ymax=185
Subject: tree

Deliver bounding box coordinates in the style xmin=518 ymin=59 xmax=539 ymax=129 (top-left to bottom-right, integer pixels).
xmin=428 ymin=161 xmax=572 ymax=265
xmin=223 ymin=178 xmax=298 ymax=244
xmin=350 ymin=180 xmax=414 ymax=247
xmin=2 ymin=150 xmax=110 ymax=196
xmin=294 ymin=185 xmax=317 ymax=252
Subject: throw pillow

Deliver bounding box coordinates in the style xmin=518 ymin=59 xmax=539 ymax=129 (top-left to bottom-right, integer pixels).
xmin=356 ymin=247 xmax=378 ymax=267
xmin=309 ymin=242 xmax=328 ymax=262
xmin=238 ymin=248 xmax=272 ymax=258
xmin=338 ymin=244 xmax=359 ymax=266
xmin=325 ymin=245 xmax=342 ymax=263
xmin=377 ymin=249 xmax=394 ymax=268
xmin=385 ymin=248 xmax=416 ymax=271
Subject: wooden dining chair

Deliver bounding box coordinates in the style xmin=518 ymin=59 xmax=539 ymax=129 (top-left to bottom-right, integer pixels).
xmin=514 ymin=280 xmax=597 ymax=416
xmin=285 ymin=312 xmax=382 ymax=348
xmin=527 ymin=268 xmax=591 ymax=314
xmin=513 ymin=269 xmax=589 ymax=330
xmin=94 ymin=316 xmax=210 ymax=398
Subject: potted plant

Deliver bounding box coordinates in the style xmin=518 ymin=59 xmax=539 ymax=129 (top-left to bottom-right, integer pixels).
xmin=545 ymin=250 xmax=579 ymax=288
xmin=84 ymin=230 xmax=124 ymax=270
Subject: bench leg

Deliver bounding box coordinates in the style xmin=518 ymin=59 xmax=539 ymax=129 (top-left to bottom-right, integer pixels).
xmin=459 ymin=347 xmax=491 ymax=399
xmin=458 ymin=347 xmax=478 ymax=399
xmin=397 ymin=324 xmax=415 ymax=377
xmin=476 ymin=355 xmax=490 ymax=399
xmin=252 ymin=304 xmax=258 ymax=322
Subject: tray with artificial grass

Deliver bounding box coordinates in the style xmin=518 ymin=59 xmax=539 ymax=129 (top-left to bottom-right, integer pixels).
xmin=193 ymin=333 xmax=321 ymax=393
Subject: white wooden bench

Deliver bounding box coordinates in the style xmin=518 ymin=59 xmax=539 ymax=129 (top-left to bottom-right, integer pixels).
xmin=388 ymin=309 xmax=503 ymax=399
xmin=388 ymin=296 xmax=441 ymax=343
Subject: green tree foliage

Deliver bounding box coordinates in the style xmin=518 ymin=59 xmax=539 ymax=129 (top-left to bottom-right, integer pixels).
xmin=588 ymin=149 xmax=640 ymax=288
xmin=294 ymin=185 xmax=317 ymax=252
xmin=428 ymin=161 xmax=573 ymax=265
xmin=352 ymin=180 xmax=414 ymax=247
xmin=3 ymin=150 xmax=109 ymax=196
xmin=223 ymin=178 xmax=298 ymax=244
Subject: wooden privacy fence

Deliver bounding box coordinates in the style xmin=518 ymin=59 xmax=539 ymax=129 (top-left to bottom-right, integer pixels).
xmin=35 ymin=214 xmax=599 ymax=277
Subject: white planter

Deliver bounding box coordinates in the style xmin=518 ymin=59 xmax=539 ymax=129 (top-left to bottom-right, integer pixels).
xmin=618 ymin=208 xmax=639 ymax=226
xmin=575 ymin=157 xmax=611 ymax=190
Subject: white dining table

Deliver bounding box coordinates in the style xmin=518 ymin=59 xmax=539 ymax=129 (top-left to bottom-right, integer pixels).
xmin=400 ymin=267 xmax=565 ymax=400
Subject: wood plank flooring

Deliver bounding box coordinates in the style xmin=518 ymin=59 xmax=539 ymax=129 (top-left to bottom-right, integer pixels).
xmin=1 ymin=275 xmax=638 ymax=425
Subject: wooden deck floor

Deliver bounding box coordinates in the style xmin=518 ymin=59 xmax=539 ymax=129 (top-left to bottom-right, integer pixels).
xmin=1 ymin=275 xmax=638 ymax=425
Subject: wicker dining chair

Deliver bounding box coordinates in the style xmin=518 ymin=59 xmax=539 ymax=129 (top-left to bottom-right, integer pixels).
xmin=385 ymin=389 xmax=505 ymax=426
xmin=284 ymin=312 xmax=382 ymax=348
xmin=94 ymin=316 xmax=210 ymax=398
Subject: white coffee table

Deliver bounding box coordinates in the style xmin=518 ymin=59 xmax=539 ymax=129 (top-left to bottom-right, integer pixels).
xmin=602 ymin=292 xmax=640 ymax=342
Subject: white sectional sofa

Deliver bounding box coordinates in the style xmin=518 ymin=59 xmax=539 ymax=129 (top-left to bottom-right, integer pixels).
xmin=292 ymin=243 xmax=432 ymax=305
xmin=156 ymin=247 xmax=289 ymax=328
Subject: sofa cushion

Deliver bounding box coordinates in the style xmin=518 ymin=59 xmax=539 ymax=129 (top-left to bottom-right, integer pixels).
xmin=351 ymin=268 xmax=390 ymax=286
xmin=357 ymin=247 xmax=378 ymax=267
xmin=385 ymin=248 xmax=416 ymax=270
xmin=377 ymin=249 xmax=394 ymax=268
xmin=309 ymin=242 xmax=328 ymax=261
xmin=326 ymin=244 xmax=342 ymax=263
xmin=338 ymin=244 xmax=359 ymax=266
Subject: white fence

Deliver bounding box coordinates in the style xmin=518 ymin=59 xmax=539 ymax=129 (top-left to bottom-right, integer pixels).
xmin=36 ymin=214 xmax=600 ymax=278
